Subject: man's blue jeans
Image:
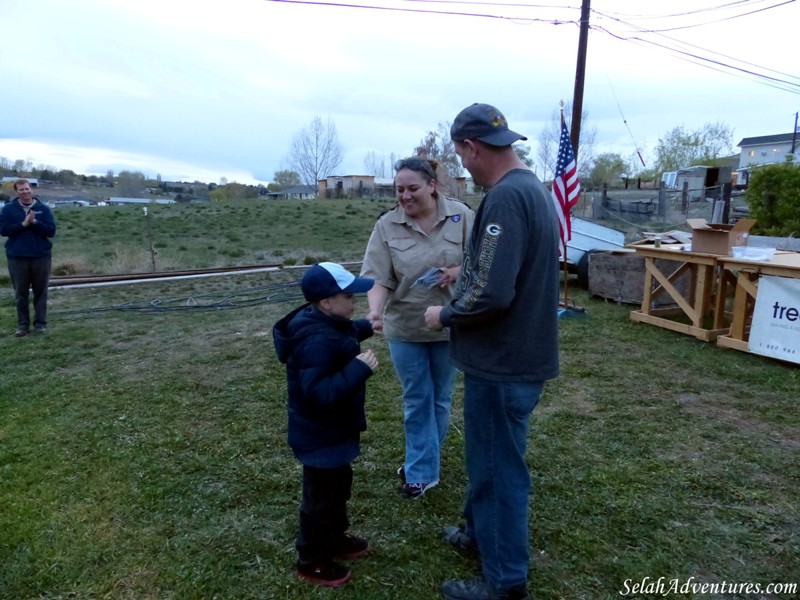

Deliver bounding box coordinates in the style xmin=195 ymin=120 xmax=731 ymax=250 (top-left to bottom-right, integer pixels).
xmin=388 ymin=340 xmax=456 ymax=485
xmin=461 ymin=373 xmax=544 ymax=591
xmin=7 ymin=256 xmax=51 ymax=330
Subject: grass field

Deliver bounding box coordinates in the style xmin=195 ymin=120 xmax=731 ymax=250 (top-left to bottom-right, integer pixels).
xmin=1 ymin=199 xmax=798 ymax=599
xmin=36 ymin=198 xmax=399 ymax=276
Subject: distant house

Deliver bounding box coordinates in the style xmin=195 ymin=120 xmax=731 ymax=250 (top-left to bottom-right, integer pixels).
xmin=52 ymin=195 xmax=94 ymax=207
xmin=736 ymin=132 xmax=798 ymax=186
xmin=264 ymin=185 xmax=317 ymax=200
xmin=738 ymin=132 xmax=797 ymax=169
xmin=1 ymin=177 xmax=39 ymax=187
xmin=318 ymin=175 xmax=394 ymax=199
xmin=454 ymin=176 xmax=480 ymax=198
xmin=107 ymin=197 xmax=176 ymax=206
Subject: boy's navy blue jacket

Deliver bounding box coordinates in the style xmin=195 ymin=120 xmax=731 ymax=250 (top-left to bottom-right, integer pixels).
xmin=0 ymin=198 xmax=57 ymax=258
xmin=273 ymin=303 xmax=374 ymax=468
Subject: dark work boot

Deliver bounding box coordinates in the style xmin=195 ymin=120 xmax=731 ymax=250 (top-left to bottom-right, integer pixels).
xmin=441 ymin=577 xmax=529 ymax=600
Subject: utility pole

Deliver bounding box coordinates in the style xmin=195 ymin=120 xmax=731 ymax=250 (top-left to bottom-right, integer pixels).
xmin=792 ymin=111 xmax=798 ymax=154
xmin=570 ymin=0 xmax=591 ymax=160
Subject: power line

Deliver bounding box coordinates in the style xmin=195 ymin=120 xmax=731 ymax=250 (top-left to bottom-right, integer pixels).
xmin=401 ymin=0 xmax=579 ymax=8
xmin=263 ymin=0 xmax=799 ymax=93
xmin=596 ymin=0 xmax=782 ymax=20
xmin=594 ymin=25 xmax=800 ymax=95
xmin=589 ymin=2 xmax=800 ymax=95
xmin=594 ymin=0 xmax=795 ymax=33
xmin=626 ymin=25 xmax=800 ymax=83
xmin=607 ymin=76 xmax=646 ymax=166
xmin=263 ymin=0 xmax=576 ymax=23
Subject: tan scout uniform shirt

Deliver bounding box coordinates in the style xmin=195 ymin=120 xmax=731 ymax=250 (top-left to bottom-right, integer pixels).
xmin=361 ymin=195 xmax=474 ymax=342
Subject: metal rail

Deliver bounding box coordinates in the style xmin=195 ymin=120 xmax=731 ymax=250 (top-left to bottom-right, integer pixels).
xmin=49 ymin=261 xmax=363 ymax=289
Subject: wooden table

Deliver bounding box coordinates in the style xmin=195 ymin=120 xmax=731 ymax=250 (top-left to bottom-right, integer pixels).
xmin=716 ymin=253 xmax=800 ymax=352
xmin=629 ymin=246 xmax=734 ymax=341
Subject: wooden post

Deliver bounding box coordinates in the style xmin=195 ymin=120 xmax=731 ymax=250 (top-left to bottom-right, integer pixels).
xmin=721 ymin=182 xmax=732 ymax=224
xmin=570 ymin=0 xmax=591 ymax=159
xmin=658 ymin=181 xmax=667 ymax=224
xmin=681 ymin=181 xmax=689 ymax=214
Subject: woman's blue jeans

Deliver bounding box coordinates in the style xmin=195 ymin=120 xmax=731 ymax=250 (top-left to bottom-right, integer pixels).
xmin=461 ymin=373 xmax=544 ymax=591
xmin=388 ymin=340 xmax=456 ymax=485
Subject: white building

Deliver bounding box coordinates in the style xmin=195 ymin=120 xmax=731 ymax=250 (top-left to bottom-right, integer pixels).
xmin=736 ymin=132 xmax=797 ymax=186
xmin=738 ymin=132 xmax=797 ymax=168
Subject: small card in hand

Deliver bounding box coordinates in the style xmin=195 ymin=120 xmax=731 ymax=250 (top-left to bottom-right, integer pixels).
xmin=411 ymin=267 xmax=445 ymax=289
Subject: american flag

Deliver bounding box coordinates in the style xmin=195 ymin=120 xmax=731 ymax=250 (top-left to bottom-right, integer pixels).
xmin=551 ymin=118 xmax=581 ymax=246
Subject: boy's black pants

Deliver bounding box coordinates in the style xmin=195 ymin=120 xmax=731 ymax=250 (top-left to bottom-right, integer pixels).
xmin=297 ymin=464 xmax=353 ymax=563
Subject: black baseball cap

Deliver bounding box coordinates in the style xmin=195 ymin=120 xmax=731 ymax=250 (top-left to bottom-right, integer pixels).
xmin=450 ymin=103 xmax=527 ymax=146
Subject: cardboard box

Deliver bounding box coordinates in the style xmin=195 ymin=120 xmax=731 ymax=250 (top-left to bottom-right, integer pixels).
xmin=686 ymin=218 xmax=756 ymax=255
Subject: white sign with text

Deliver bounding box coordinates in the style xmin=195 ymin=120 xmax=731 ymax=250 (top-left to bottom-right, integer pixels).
xmin=749 ymin=275 xmax=800 ymax=364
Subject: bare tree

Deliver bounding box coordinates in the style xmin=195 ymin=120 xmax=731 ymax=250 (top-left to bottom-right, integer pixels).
xmin=413 ymin=121 xmax=463 ymax=195
xmin=536 ymin=127 xmax=556 ymax=183
xmin=536 ymin=104 xmax=596 ymax=183
xmin=363 ymin=151 xmax=388 ymax=178
xmin=288 ymin=116 xmax=344 ymax=186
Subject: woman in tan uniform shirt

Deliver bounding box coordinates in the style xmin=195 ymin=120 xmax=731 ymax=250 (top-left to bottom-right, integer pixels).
xmin=361 ymin=157 xmax=474 ymax=498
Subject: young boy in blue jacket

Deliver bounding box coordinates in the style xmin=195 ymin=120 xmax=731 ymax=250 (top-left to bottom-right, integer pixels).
xmin=273 ymin=262 xmax=379 ymax=587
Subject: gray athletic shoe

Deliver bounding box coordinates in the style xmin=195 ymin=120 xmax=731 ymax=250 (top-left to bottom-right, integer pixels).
xmin=441 ymin=525 xmax=478 ymax=553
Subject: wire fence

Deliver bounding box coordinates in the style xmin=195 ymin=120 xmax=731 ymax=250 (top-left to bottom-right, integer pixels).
xmin=50 ymin=280 xmax=307 ymax=320
xmin=574 ymin=185 xmax=749 ymax=240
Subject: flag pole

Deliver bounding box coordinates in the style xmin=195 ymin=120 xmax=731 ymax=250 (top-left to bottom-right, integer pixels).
xmin=552 ymin=101 xmax=583 ymax=313
xmin=561 ymin=237 xmax=570 ymax=308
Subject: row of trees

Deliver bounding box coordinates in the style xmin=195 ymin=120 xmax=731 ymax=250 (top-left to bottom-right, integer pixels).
xmin=275 ymin=109 xmax=736 ymax=194
xmin=3 ymin=113 xmax=737 ymax=197
xmin=0 ymin=159 xmax=271 ymax=203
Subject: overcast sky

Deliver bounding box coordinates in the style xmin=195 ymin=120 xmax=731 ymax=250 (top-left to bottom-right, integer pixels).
xmin=1 ymin=0 xmax=797 ymax=184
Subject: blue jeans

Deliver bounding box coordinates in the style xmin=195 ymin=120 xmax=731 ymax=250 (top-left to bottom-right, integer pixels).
xmin=461 ymin=373 xmax=544 ymax=591
xmin=388 ymin=340 xmax=456 ymax=484
xmin=7 ymin=256 xmax=51 ymax=330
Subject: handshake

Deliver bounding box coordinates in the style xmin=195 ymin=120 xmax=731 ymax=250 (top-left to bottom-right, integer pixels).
xmin=368 ymin=305 xmax=444 ymax=333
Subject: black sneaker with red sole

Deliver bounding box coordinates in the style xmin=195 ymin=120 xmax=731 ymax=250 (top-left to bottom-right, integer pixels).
xmin=332 ymin=533 xmax=370 ymax=560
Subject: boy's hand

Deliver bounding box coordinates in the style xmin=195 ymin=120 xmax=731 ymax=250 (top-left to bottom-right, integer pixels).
xmin=356 ymin=349 xmax=378 ymax=371
xmin=366 ymin=310 xmax=384 ymax=333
